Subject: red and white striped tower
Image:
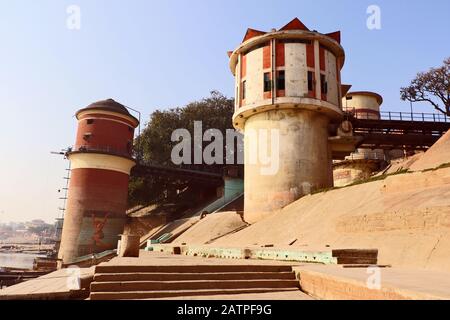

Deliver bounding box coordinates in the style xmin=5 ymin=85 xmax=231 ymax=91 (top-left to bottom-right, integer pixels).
xmin=58 ymin=99 xmax=139 ymax=264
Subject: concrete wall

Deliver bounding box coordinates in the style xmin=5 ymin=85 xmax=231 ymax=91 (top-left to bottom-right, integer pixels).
xmin=234 ymin=58 xmax=241 ymax=111
xmin=244 ymin=109 xmax=331 ymax=224
xmin=325 ymin=50 xmax=339 ymax=105
xmin=243 ymin=46 xmax=264 ymax=106
xmin=333 ymin=161 xmax=380 ymax=187
xmin=284 ymin=43 xmax=308 ymax=97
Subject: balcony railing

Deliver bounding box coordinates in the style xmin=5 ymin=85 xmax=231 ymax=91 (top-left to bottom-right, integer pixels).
xmin=344 ymin=108 xmax=450 ymax=123
xmin=68 ymin=145 xmax=133 ymax=159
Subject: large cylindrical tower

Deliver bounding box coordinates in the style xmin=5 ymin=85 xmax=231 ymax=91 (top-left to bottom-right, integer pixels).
xmin=58 ymin=99 xmax=139 ymax=264
xmin=228 ymin=18 xmax=346 ymax=223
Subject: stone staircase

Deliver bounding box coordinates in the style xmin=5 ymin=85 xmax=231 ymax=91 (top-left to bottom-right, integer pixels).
xmin=89 ymin=264 xmax=300 ymax=300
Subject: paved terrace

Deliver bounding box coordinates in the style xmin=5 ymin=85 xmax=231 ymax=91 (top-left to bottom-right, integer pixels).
xmin=0 ymin=267 xmax=94 ymax=300
xmin=2 ymin=251 xmax=450 ymax=300
xmin=102 ymin=251 xmax=450 ymax=300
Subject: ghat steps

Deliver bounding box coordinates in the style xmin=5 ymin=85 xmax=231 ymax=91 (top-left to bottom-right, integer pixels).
xmin=89 ymin=264 xmax=300 ymax=300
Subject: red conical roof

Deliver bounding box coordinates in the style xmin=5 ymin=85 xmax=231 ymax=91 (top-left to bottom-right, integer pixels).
xmin=238 ymin=18 xmax=341 ymax=46
xmin=242 ymin=28 xmax=266 ymax=43
xmin=325 ymin=31 xmax=341 ymax=44
xmin=280 ymin=18 xmax=309 ymax=31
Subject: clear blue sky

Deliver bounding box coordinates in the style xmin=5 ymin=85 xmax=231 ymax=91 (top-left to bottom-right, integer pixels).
xmin=0 ymin=0 xmax=449 ymax=223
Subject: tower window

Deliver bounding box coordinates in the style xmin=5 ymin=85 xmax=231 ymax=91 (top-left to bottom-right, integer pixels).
xmin=263 ymin=73 xmax=271 ymax=92
xmin=307 ymin=71 xmax=315 ymax=92
xmin=242 ymin=80 xmax=246 ymax=100
xmin=320 ymin=74 xmax=328 ymax=94
xmin=87 ymin=119 xmax=94 ymax=125
xmin=83 ymin=133 xmax=92 ymax=141
xmin=277 ymin=70 xmax=285 ymax=91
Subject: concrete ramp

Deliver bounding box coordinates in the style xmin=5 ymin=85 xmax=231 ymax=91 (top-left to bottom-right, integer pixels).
xmin=147 ymin=218 xmax=199 ymax=244
xmin=173 ymin=211 xmax=248 ymax=245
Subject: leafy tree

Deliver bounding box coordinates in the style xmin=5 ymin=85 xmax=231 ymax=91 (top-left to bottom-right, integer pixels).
xmin=401 ymin=57 xmax=450 ymax=116
xmin=136 ymin=90 xmax=236 ymax=170
xmin=128 ymin=91 xmax=236 ymax=207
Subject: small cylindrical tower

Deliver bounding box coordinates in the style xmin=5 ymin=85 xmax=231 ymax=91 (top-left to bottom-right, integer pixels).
xmin=342 ymin=91 xmax=383 ymax=120
xmin=58 ymin=99 xmax=139 ymax=264
xmin=333 ymin=92 xmax=384 ymax=186
xmin=228 ymin=18 xmax=346 ymax=223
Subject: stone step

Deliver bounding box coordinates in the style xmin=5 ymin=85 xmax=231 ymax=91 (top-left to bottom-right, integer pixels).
xmin=90 ymin=287 xmax=300 ymax=300
xmin=94 ymin=264 xmax=293 ymax=274
xmin=94 ymin=271 xmax=296 ymax=282
xmin=90 ymin=279 xmax=299 ymax=292
xmin=336 ymin=258 xmax=378 ymax=265
xmin=332 ymin=249 xmax=378 ymax=258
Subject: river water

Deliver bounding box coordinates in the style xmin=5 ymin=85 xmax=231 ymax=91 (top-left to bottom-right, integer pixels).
xmin=0 ymin=253 xmax=44 ymax=270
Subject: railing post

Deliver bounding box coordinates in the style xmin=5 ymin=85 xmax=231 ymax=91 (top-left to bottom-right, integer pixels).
xmin=400 ymin=112 xmax=402 ymax=121
xmin=422 ymin=113 xmax=425 ymax=122
xmin=433 ymin=114 xmax=436 ymax=122
xmin=389 ymin=112 xmax=391 ymax=121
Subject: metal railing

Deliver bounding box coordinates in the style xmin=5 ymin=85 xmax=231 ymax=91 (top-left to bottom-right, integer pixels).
xmin=344 ymin=150 xmax=387 ymax=162
xmin=345 ymin=108 xmax=450 ymax=123
xmin=379 ymin=111 xmax=449 ymax=122
xmin=68 ymin=145 xmax=133 ymax=158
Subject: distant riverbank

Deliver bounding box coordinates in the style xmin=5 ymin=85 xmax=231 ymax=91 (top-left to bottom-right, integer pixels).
xmin=0 ymin=243 xmax=54 ymax=254
xmin=0 ymin=252 xmax=45 ymax=270
xmin=0 ymin=244 xmax=54 ymax=270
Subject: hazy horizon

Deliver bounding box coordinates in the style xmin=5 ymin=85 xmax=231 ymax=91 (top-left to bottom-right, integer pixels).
xmin=1 ymin=0 xmax=449 ymax=224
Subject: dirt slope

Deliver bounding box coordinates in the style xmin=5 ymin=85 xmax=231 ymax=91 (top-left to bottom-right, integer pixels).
xmin=212 ymin=167 xmax=450 ymax=272
xmin=410 ymin=130 xmax=450 ymax=171
xmin=381 ymin=153 xmax=423 ymax=175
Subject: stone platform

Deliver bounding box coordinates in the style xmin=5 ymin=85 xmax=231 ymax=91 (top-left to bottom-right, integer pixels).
xmin=2 ymin=251 xmax=450 ymax=300
xmin=90 ymin=251 xmax=310 ymax=300
xmin=0 ymin=267 xmax=94 ymax=300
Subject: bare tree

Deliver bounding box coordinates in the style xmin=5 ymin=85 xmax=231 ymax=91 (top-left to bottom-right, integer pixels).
xmin=400 ymin=57 xmax=450 ymax=116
